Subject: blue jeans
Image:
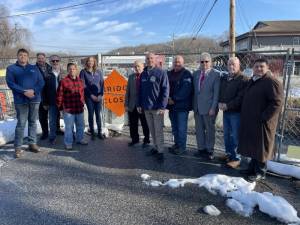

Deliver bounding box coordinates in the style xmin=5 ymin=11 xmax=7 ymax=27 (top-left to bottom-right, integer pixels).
xmin=85 ymin=97 xmax=102 ymax=134
xmin=49 ymin=105 xmax=59 ymax=140
xmin=63 ymin=112 xmax=84 ymax=146
xmin=169 ymin=110 xmax=189 ymax=150
xmin=14 ymin=103 xmax=39 ymax=148
xmin=223 ymin=112 xmax=240 ymax=161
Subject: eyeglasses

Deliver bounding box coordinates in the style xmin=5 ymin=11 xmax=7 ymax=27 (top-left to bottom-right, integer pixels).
xmin=51 ymin=60 xmax=60 ymax=63
xmin=201 ymin=61 xmax=210 ymax=63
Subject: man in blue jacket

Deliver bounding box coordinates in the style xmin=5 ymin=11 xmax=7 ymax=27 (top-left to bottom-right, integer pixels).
xmin=137 ymin=53 xmax=169 ymax=161
xmin=6 ymin=48 xmax=45 ymax=158
xmin=167 ymin=55 xmax=193 ymax=155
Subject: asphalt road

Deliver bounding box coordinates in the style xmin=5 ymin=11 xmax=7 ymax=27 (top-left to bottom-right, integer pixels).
xmin=0 ymin=134 xmax=299 ymax=225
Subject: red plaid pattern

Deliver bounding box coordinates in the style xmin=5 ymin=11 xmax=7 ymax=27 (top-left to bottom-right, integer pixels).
xmin=56 ymin=74 xmax=85 ymax=114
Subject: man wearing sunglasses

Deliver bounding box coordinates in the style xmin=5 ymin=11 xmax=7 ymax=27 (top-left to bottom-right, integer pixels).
xmin=193 ymin=52 xmax=220 ymax=160
xmin=43 ymin=55 xmax=65 ymax=144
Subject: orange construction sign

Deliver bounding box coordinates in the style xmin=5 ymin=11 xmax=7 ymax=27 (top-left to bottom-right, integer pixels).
xmin=103 ymin=70 xmax=127 ymax=117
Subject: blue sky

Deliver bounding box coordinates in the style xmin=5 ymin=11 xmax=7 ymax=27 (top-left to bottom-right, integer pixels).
xmin=2 ymin=0 xmax=300 ymax=54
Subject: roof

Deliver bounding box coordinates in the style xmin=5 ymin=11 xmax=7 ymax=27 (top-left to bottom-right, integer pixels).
xmin=220 ymin=20 xmax=300 ymax=46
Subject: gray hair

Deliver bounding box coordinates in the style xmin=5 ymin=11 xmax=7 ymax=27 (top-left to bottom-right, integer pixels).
xmin=200 ymin=52 xmax=211 ymax=61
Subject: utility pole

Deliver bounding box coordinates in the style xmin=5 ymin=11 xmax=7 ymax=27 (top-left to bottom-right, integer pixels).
xmin=229 ymin=0 xmax=235 ymax=57
xmin=172 ymin=33 xmax=175 ymax=56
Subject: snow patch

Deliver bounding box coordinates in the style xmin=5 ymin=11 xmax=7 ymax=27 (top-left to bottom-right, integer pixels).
xmin=142 ymin=173 xmax=300 ymax=224
xmin=203 ymin=205 xmax=221 ymax=216
xmin=0 ymin=119 xmax=42 ymax=146
xmin=267 ymin=161 xmax=300 ymax=179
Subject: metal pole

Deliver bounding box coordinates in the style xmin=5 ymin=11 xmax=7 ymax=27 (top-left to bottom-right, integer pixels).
xmin=277 ymin=48 xmax=295 ymax=161
xmin=229 ymin=0 xmax=235 ymax=57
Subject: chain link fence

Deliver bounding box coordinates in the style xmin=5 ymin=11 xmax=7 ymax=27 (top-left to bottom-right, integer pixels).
xmin=1 ymin=50 xmax=298 ymax=160
xmin=277 ymin=49 xmax=300 ymax=162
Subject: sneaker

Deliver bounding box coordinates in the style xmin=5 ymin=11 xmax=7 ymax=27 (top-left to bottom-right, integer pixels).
xmin=146 ymin=148 xmax=158 ymax=156
xmin=77 ymin=140 xmax=88 ymax=145
xmin=65 ymin=145 xmax=73 ymax=150
xmin=128 ymin=141 xmax=139 ymax=147
xmin=28 ymin=144 xmax=41 ymax=153
xmin=14 ymin=148 xmax=23 ymax=158
xmin=155 ymin=153 xmax=164 ymax=161
xmin=226 ymin=160 xmax=240 ymax=169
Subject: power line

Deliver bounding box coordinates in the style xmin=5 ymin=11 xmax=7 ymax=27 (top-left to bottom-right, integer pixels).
xmin=189 ymin=0 xmax=209 ymax=37
xmin=188 ymin=0 xmax=218 ymax=48
xmin=0 ymin=0 xmax=116 ymax=19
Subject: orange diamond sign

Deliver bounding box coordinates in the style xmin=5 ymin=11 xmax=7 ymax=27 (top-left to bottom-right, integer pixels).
xmin=103 ymin=70 xmax=127 ymax=117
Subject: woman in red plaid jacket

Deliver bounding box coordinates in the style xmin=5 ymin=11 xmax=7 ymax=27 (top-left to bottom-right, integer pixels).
xmin=56 ymin=63 xmax=88 ymax=150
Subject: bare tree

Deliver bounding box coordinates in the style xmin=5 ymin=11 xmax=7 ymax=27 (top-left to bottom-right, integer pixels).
xmin=0 ymin=5 xmax=32 ymax=57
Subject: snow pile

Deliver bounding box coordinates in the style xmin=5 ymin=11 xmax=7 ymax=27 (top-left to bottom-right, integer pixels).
xmin=105 ymin=122 xmax=123 ymax=133
xmin=0 ymin=119 xmax=16 ymax=145
xmin=228 ymin=191 xmax=300 ymax=224
xmin=226 ymin=198 xmax=252 ymax=217
xmin=141 ymin=174 xmax=255 ymax=196
xmin=0 ymin=119 xmax=42 ymax=146
xmin=267 ymin=161 xmax=300 ymax=179
xmin=141 ymin=174 xmax=300 ymax=224
xmin=203 ymin=205 xmax=221 ymax=216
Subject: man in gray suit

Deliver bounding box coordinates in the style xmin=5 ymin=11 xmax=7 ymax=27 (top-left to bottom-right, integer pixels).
xmin=125 ymin=60 xmax=150 ymax=147
xmin=193 ymin=52 xmax=220 ymax=160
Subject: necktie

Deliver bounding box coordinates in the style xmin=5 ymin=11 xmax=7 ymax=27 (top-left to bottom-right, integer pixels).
xmin=199 ymin=71 xmax=205 ymax=90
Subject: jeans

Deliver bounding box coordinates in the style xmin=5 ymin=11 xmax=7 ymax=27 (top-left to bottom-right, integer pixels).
xmin=169 ymin=110 xmax=189 ymax=150
xmin=63 ymin=112 xmax=84 ymax=146
xmin=223 ymin=112 xmax=240 ymax=161
xmin=14 ymin=103 xmax=39 ymax=148
xmin=85 ymin=97 xmax=102 ymax=134
xmin=49 ymin=105 xmax=59 ymax=140
xmin=128 ymin=107 xmax=150 ymax=143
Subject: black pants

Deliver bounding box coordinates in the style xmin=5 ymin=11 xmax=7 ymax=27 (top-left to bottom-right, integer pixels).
xmin=128 ymin=107 xmax=150 ymax=143
xmin=248 ymin=159 xmax=267 ymax=176
xmin=39 ymin=104 xmax=61 ymax=136
xmin=39 ymin=104 xmax=48 ymax=136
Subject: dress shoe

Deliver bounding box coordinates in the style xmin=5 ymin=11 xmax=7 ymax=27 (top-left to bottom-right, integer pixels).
xmin=193 ymin=149 xmax=208 ymax=157
xmin=15 ymin=148 xmax=23 ymax=158
xmin=247 ymin=173 xmax=266 ymax=182
xmin=146 ymin=148 xmax=158 ymax=156
xmin=40 ymin=134 xmax=48 ymax=140
xmin=28 ymin=144 xmax=40 ymax=153
xmin=128 ymin=141 xmax=139 ymax=147
xmin=226 ymin=160 xmax=240 ymax=169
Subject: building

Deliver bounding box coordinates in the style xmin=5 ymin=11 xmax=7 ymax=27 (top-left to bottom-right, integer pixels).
xmin=220 ymin=20 xmax=300 ymax=52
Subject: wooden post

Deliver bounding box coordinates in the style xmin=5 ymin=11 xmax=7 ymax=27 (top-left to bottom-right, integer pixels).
xmin=229 ymin=0 xmax=235 ymax=57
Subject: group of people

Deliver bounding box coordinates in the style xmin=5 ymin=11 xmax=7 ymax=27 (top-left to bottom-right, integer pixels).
xmin=6 ymin=48 xmax=283 ymax=182
xmin=125 ymin=52 xmax=283 ymax=182
xmin=6 ymin=48 xmax=105 ymax=155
